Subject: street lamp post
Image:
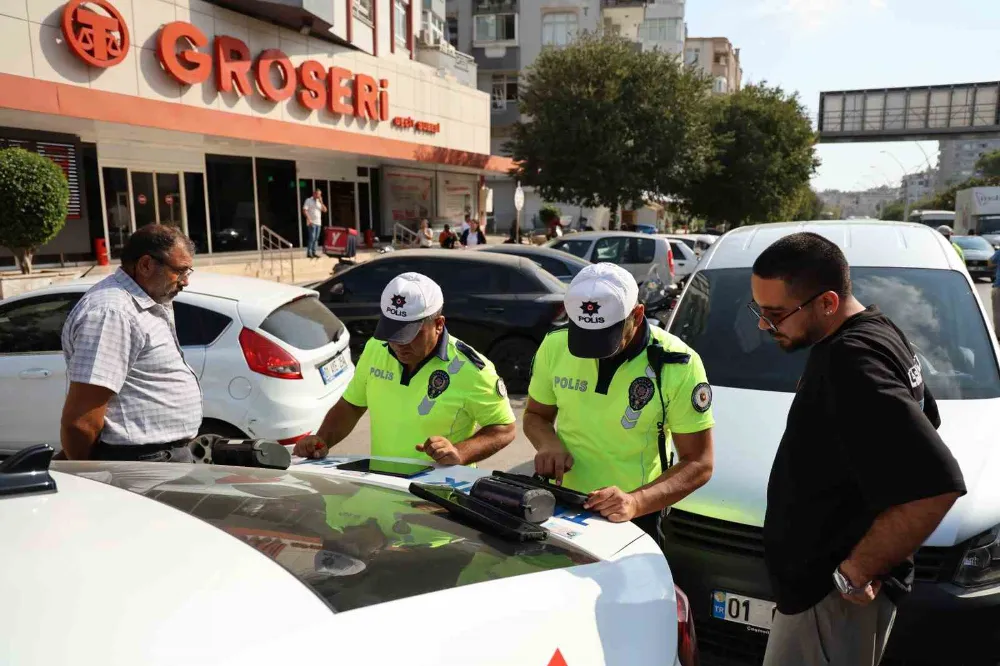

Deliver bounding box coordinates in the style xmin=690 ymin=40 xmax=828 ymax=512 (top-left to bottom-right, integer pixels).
xmin=881 ymin=150 xmax=917 ymax=222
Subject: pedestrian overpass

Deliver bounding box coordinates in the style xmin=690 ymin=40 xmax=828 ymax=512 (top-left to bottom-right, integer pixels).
xmin=817 ymin=81 xmax=1000 ymax=143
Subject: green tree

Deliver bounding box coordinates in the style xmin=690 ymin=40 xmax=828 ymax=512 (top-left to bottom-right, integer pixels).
xmin=784 ymin=186 xmax=825 ymax=220
xmin=975 ymin=149 xmax=1000 ymax=179
xmin=680 ymin=83 xmax=820 ymax=227
xmin=0 ymin=148 xmax=70 ymax=274
xmin=880 ymin=200 xmax=906 ymax=221
xmin=506 ymin=34 xmax=711 ymax=229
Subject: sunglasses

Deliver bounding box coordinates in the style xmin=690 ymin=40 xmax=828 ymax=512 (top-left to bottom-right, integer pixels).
xmin=747 ymin=291 xmax=826 ymax=333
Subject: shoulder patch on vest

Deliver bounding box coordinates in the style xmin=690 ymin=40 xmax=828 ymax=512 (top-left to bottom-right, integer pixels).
xmin=455 ymin=340 xmax=486 ymax=370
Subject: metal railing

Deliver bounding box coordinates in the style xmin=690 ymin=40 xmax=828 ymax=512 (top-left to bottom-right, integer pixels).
xmin=259 ymin=225 xmax=296 ymax=284
xmin=392 ymin=222 xmax=420 ymax=248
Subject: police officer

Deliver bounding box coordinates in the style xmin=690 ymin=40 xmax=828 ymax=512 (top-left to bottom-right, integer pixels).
xmin=294 ymin=272 xmax=516 ymax=464
xmin=523 ymin=263 xmax=715 ymax=538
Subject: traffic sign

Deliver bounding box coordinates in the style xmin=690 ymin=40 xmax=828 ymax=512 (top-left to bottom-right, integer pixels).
xmin=514 ymin=183 xmax=524 ymax=212
xmin=137 ymin=194 xmax=147 ymax=205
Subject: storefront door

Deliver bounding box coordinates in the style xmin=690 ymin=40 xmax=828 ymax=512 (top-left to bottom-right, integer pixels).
xmin=131 ymin=171 xmax=156 ymax=229
xmin=103 ymin=167 xmax=202 ymax=258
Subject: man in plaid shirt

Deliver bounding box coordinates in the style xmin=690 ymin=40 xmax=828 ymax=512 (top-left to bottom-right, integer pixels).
xmin=60 ymin=224 xmax=202 ymax=461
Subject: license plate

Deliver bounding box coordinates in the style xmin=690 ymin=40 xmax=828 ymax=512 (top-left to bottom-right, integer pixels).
xmin=712 ymin=590 xmax=777 ymax=631
xmin=319 ymin=353 xmax=348 ymax=384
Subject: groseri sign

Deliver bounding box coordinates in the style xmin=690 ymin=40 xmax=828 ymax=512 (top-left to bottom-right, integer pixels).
xmin=156 ymin=22 xmax=388 ymax=122
xmin=62 ymin=0 xmax=130 ymax=68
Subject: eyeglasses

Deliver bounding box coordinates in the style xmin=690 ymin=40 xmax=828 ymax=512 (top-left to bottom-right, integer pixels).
xmin=152 ymin=255 xmax=194 ymax=278
xmin=747 ymin=291 xmax=826 ymax=333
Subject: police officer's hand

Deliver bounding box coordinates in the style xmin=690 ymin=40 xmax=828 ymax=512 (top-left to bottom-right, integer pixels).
xmin=584 ymin=486 xmax=639 ymax=522
xmin=417 ymin=436 xmax=464 ymax=465
xmin=534 ymin=444 xmax=574 ymax=485
xmin=293 ymin=435 xmax=329 ymax=459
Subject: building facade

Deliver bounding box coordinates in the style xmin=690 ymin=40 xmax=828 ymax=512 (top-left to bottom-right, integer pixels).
xmin=820 ymin=187 xmax=899 ymax=219
xmin=0 ymin=0 xmax=503 ymax=266
xmin=447 ymin=0 xmax=685 ymax=233
xmin=938 ymin=138 xmax=1000 ymax=188
xmin=684 ymin=36 xmax=741 ymax=95
xmin=902 ymin=170 xmax=937 ymax=204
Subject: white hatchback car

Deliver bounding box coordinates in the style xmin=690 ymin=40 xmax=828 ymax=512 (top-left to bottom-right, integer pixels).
xmin=0 ymin=273 xmax=353 ymax=449
xmin=0 ymin=448 xmax=697 ymax=666
xmin=546 ymin=231 xmax=676 ymax=285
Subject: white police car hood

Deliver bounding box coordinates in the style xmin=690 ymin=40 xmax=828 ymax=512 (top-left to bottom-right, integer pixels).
xmin=1 ymin=457 xmax=679 ymax=666
xmin=677 ymin=386 xmax=1000 ymax=548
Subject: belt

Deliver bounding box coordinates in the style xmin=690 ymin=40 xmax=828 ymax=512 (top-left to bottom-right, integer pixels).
xmin=92 ymin=438 xmax=192 ymax=461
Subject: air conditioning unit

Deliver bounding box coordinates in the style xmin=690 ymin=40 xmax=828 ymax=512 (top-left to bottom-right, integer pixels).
xmin=419 ymin=28 xmax=434 ymax=45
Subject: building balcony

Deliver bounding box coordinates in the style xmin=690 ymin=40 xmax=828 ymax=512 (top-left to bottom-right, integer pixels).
xmin=416 ymin=39 xmax=478 ymax=89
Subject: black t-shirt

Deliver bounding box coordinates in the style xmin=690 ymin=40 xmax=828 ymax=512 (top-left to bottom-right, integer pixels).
xmin=763 ymin=306 xmax=967 ymax=615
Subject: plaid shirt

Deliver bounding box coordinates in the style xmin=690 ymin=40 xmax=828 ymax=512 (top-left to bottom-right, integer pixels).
xmin=62 ymin=269 xmax=203 ymax=445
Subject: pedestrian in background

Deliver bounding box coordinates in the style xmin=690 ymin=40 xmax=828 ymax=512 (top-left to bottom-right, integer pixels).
xmin=439 ymin=224 xmax=457 ymax=249
xmin=61 ymin=224 xmax=202 ymax=461
xmin=303 ymin=188 xmax=327 ymax=259
xmin=461 ymin=218 xmax=486 ymax=247
xmin=750 ymin=232 xmax=965 ymax=666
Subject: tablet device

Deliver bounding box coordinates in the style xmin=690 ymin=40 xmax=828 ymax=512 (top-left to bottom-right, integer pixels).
xmin=409 ymin=482 xmax=548 ymax=542
xmin=335 ymin=458 xmax=433 ymax=479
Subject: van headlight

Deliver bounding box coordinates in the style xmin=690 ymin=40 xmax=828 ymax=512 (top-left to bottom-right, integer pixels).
xmin=953 ymin=525 xmax=1000 ymax=588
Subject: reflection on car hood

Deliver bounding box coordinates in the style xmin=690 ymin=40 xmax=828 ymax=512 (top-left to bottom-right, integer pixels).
xmin=55 ymin=462 xmax=598 ymax=614
xmin=675 ymin=387 xmax=1000 ymax=547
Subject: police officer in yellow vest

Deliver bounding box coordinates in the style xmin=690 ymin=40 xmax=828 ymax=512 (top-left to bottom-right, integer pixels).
xmin=294 ymin=272 xmax=517 ymax=464
xmin=524 ymin=263 xmax=715 ymax=539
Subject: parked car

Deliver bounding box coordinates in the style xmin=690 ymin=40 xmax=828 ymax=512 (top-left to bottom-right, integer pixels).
xmin=0 ymin=447 xmax=697 ymax=666
xmin=0 ymin=273 xmax=353 ymax=450
xmin=312 ymin=250 xmax=567 ymax=393
xmin=658 ymin=236 xmax=699 ymax=281
xmin=475 ymin=244 xmax=591 ymax=283
xmin=663 ymin=220 xmax=1000 ymax=665
xmin=665 ymin=233 xmax=717 ymax=258
xmin=545 ymin=231 xmax=675 ymax=285
xmin=952 ymin=234 xmax=996 ymax=281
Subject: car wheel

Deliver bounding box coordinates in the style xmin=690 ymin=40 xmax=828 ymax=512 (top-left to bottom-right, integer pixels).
xmin=488 ymin=336 xmax=537 ymax=395
xmin=197 ymin=419 xmax=250 ymax=439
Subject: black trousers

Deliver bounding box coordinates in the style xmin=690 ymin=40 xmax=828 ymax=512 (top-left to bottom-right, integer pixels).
xmin=91 ymin=439 xmax=193 ymax=462
xmin=632 ymin=509 xmax=666 ymax=548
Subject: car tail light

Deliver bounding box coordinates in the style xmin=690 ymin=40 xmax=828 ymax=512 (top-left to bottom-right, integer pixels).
xmin=667 ymin=245 xmax=675 ymax=278
xmin=676 ymin=584 xmax=699 ymax=666
xmin=239 ymin=328 xmax=303 ymax=379
xmin=278 ymin=432 xmax=311 ymax=446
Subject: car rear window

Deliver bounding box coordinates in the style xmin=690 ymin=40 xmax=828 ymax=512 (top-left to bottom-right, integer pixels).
xmin=56 ymin=463 xmax=597 ymax=613
xmin=669 ymin=267 xmax=1000 ymax=399
xmin=260 ymin=296 xmax=344 ymax=350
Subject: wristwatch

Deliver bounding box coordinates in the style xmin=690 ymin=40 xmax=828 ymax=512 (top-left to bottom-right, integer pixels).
xmin=833 ymin=566 xmax=870 ymax=595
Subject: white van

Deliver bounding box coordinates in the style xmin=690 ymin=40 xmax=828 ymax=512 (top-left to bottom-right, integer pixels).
xmin=662 ymin=220 xmax=1000 ymax=665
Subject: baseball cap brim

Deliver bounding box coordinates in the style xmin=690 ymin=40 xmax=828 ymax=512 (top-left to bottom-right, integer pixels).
xmin=373 ymin=315 xmax=424 ymax=344
xmin=567 ymin=319 xmax=626 ymax=359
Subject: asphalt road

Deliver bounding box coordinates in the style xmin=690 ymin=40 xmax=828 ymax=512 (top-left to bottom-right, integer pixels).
xmin=336 ymin=281 xmax=996 ymax=472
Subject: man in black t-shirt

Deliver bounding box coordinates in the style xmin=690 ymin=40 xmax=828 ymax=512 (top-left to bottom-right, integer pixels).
xmin=750 ymin=232 xmax=966 ymax=666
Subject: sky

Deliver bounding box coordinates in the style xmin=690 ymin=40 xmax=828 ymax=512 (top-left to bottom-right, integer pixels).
xmin=684 ymin=0 xmax=1000 ymax=192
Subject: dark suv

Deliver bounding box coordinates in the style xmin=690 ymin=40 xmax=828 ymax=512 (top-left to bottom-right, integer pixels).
xmin=312 ymin=250 xmax=567 ymax=393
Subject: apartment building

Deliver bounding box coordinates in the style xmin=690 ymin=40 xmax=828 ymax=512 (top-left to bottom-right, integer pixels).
xmin=902 ymin=170 xmax=937 ymax=204
xmin=938 ymin=138 xmax=1000 ymax=188
xmin=684 ymin=36 xmax=741 ymax=94
xmin=820 ymin=187 xmax=899 ymax=219
xmin=447 ymin=0 xmax=686 ymax=231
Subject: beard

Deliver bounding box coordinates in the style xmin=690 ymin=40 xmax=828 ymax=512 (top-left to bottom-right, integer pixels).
xmin=770 ymin=319 xmax=824 ymax=353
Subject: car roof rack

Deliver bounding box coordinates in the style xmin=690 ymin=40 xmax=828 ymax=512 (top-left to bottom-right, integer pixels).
xmin=0 ymin=444 xmax=57 ymax=498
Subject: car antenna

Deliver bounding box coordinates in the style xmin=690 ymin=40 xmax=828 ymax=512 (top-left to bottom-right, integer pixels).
xmin=0 ymin=444 xmax=57 ymax=498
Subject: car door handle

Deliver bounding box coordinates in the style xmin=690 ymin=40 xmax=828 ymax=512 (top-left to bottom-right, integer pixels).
xmin=19 ymin=369 xmax=52 ymax=379
xmin=484 ymin=307 xmax=505 ymax=314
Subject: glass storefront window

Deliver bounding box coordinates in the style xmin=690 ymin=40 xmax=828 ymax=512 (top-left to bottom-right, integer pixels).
xmin=157 ymin=173 xmax=182 ymax=226
xmin=206 ymin=154 xmax=257 ymax=252
xmin=184 ymin=173 xmax=209 ymax=254
xmin=329 ymin=181 xmax=356 ymax=229
xmin=103 ymin=167 xmax=131 ymax=259
xmin=131 ymin=171 xmax=156 ymax=229
xmin=255 ymin=158 xmax=298 ymax=246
